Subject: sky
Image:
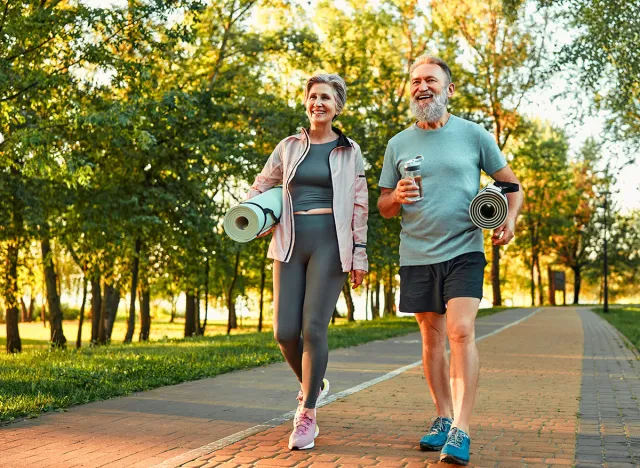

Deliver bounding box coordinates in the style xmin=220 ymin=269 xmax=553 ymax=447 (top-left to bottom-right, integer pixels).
xmin=79 ymin=0 xmax=639 ymax=213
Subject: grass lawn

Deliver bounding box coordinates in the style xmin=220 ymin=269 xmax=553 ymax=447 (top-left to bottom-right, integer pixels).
xmin=0 ymin=317 xmax=260 ymax=350
xmin=593 ymin=305 xmax=640 ymax=351
xmin=0 ymin=306 xmax=516 ymax=424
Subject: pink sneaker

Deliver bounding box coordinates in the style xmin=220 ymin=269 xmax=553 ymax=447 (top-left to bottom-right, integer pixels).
xmin=288 ymin=411 xmax=318 ymax=450
xmin=293 ymin=379 xmax=330 ymax=426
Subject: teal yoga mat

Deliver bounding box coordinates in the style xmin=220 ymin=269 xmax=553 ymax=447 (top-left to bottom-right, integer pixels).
xmin=223 ymin=187 xmax=283 ymax=243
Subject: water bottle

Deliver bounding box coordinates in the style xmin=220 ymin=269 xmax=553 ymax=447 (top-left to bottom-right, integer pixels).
xmin=403 ymin=155 xmax=424 ymax=202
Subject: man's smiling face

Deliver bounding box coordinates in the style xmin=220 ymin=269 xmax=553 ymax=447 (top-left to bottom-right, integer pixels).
xmin=410 ymin=63 xmax=454 ymax=123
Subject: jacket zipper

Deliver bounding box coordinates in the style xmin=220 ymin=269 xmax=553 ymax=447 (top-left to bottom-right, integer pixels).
xmin=328 ymin=147 xmax=342 ymax=268
xmin=284 ymin=130 xmax=311 ymax=262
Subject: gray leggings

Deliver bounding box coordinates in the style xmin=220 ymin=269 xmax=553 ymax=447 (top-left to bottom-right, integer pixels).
xmin=273 ymin=214 xmax=347 ymax=409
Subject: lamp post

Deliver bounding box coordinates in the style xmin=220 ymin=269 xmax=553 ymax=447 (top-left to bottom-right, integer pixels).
xmin=602 ymin=189 xmax=610 ymax=313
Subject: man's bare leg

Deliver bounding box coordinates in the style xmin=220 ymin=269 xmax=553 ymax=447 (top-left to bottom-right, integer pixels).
xmin=445 ymin=297 xmax=480 ymax=434
xmin=415 ymin=312 xmax=454 ymax=418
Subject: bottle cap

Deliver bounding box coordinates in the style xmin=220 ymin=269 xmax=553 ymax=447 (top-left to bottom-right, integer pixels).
xmin=404 ymin=155 xmax=423 ymax=172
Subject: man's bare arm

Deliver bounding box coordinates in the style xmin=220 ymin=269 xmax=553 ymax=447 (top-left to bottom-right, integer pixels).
xmin=378 ymin=188 xmax=401 ymax=218
xmin=491 ymin=165 xmax=524 ymax=245
xmin=377 ymin=180 xmax=420 ymax=218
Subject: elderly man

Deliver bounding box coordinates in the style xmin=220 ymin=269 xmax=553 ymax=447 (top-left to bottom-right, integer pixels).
xmin=377 ymin=55 xmax=523 ymax=465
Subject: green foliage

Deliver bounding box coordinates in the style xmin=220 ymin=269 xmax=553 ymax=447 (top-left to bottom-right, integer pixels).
xmin=560 ymin=0 xmax=640 ymax=145
xmin=585 ymin=210 xmax=640 ymax=301
xmin=509 ymin=120 xmax=571 ymax=304
xmin=0 ymin=317 xmax=419 ymax=422
xmin=1 ymin=0 xmax=637 ymax=352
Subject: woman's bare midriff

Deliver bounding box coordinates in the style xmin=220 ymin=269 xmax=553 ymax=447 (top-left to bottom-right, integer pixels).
xmin=293 ymin=208 xmax=333 ymax=215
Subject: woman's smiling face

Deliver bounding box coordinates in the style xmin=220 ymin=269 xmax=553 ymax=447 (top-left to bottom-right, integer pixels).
xmin=305 ymin=83 xmax=338 ymax=125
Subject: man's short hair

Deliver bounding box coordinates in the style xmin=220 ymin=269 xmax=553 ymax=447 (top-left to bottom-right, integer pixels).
xmin=304 ymin=73 xmax=347 ymax=116
xmin=410 ymin=55 xmax=453 ymax=85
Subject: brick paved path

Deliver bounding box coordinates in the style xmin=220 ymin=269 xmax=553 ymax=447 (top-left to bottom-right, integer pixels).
xmin=575 ymin=309 xmax=640 ymax=467
xmin=187 ymin=307 xmax=583 ymax=468
xmin=1 ymin=307 xmax=638 ymax=468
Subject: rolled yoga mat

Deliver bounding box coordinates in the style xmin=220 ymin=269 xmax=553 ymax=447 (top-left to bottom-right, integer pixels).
xmin=223 ymin=187 xmax=283 ymax=243
xmin=469 ymin=182 xmax=519 ymax=230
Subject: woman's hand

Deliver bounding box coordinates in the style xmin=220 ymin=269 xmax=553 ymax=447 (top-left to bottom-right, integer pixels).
xmin=256 ymin=226 xmax=276 ymax=238
xmin=350 ymin=269 xmax=366 ymax=289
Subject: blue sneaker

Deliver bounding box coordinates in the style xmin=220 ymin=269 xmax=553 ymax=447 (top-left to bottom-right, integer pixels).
xmin=440 ymin=427 xmax=471 ymax=465
xmin=419 ymin=416 xmax=453 ymax=451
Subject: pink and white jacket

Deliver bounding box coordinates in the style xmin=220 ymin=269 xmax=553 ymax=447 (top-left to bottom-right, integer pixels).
xmin=247 ymin=127 xmax=368 ymax=272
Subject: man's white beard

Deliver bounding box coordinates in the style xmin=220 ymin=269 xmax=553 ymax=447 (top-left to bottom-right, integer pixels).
xmin=410 ymin=89 xmax=448 ymax=123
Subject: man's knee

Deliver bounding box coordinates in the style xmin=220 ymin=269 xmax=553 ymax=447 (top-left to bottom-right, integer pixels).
xmin=416 ymin=313 xmax=447 ymax=344
xmin=447 ymin=321 xmax=475 ymax=344
xmin=445 ymin=297 xmax=479 ymax=344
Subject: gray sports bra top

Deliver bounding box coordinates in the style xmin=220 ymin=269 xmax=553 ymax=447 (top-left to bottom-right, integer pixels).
xmin=290 ymin=139 xmax=338 ymax=212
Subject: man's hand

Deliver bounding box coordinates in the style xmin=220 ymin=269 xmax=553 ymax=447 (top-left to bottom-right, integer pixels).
xmin=492 ymin=217 xmax=516 ymax=245
xmin=350 ymin=269 xmax=366 ymax=289
xmin=394 ymin=179 xmax=420 ymax=205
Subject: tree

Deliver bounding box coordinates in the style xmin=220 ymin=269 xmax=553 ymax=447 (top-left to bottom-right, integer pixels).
xmin=532 ymin=0 xmax=640 ymax=146
xmin=41 ymin=224 xmax=67 ymax=348
xmin=510 ymin=121 xmax=570 ymax=305
xmin=552 ymin=139 xmax=603 ymax=303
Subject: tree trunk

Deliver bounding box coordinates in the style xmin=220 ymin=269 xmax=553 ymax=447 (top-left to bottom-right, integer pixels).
xmin=170 ymin=294 xmax=176 ymax=323
xmin=41 ymin=296 xmax=46 ymax=327
xmin=372 ymin=279 xmax=380 ymax=319
xmin=195 ymin=288 xmax=201 ymax=336
xmin=258 ymin=251 xmax=267 ymax=332
xmin=342 ymin=281 xmax=355 ymax=322
xmin=90 ymin=276 xmax=101 ymax=344
xmin=124 ymin=238 xmax=141 ymax=343
xmin=227 ymin=251 xmax=240 ymax=333
xmin=139 ymin=279 xmax=150 ymax=341
xmin=332 ymin=307 xmax=339 ymax=324
xmin=28 ymin=297 xmax=34 ymax=321
xmin=97 ymin=282 xmax=111 ymax=345
xmin=365 ymin=279 xmax=370 ymax=320
xmin=390 ymin=265 xmax=397 ymax=315
xmin=184 ymin=291 xmax=196 ymax=337
xmin=105 ymin=286 xmax=121 ymax=341
xmin=76 ymin=275 xmax=88 ymax=349
xmin=530 ymin=258 xmax=535 ymax=306
xmin=203 ymin=259 xmax=209 ymax=334
xmin=41 ymin=233 xmax=66 ymax=348
xmin=548 ymin=265 xmax=556 ymax=306
xmin=384 ymin=264 xmax=396 ymax=316
xmin=491 ymin=245 xmax=502 ymax=306
xmin=4 ymin=242 xmax=22 ymax=353
xmin=573 ymin=267 xmax=581 ymax=305
xmin=20 ymin=297 xmax=28 ymax=322
xmin=535 ymin=256 xmax=544 ymax=306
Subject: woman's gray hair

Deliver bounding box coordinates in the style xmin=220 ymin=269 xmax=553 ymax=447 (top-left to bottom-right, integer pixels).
xmin=410 ymin=55 xmax=453 ymax=85
xmin=304 ymin=74 xmax=347 ymax=117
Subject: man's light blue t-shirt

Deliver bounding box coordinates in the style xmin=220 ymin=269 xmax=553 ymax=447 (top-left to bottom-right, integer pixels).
xmin=378 ymin=115 xmax=507 ymax=266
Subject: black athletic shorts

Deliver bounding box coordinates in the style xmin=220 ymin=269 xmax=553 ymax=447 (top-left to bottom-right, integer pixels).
xmin=399 ymin=252 xmax=487 ymax=314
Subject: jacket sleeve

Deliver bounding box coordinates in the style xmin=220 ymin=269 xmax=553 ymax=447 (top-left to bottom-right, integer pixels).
xmin=352 ymin=147 xmax=369 ymax=271
xmin=246 ymin=142 xmax=284 ymax=200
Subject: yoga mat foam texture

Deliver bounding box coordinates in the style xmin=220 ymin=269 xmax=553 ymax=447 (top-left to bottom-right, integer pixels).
xmin=223 ymin=187 xmax=283 ymax=243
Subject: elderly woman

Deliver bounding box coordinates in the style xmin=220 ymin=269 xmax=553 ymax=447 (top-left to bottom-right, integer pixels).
xmin=247 ymin=74 xmax=368 ymax=450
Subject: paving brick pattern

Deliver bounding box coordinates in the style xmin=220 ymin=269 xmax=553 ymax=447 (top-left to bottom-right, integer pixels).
xmin=185 ymin=308 xmax=584 ymax=467
xmin=575 ymin=309 xmax=640 ymax=468
xmin=0 ymin=308 xmax=536 ymax=468
xmin=4 ymin=307 xmax=637 ymax=468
